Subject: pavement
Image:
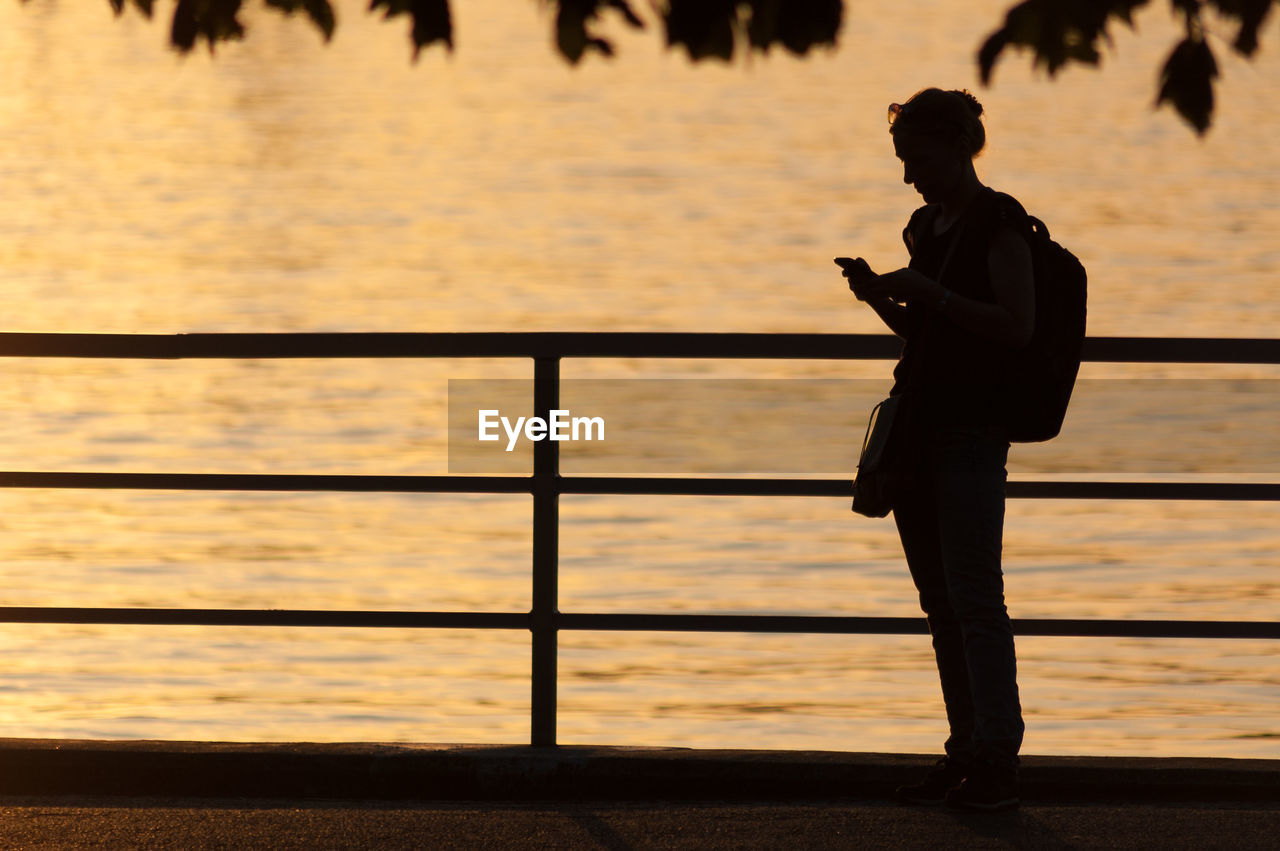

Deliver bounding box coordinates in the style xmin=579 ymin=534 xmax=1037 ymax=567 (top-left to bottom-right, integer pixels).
xmin=0 ymin=740 xmax=1275 ymax=848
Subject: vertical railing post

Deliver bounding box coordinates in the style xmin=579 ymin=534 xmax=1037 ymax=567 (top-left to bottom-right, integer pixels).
xmin=530 ymin=355 xmax=560 ymax=747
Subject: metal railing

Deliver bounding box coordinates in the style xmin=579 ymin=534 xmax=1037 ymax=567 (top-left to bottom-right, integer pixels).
xmin=0 ymin=331 xmax=1277 ymax=747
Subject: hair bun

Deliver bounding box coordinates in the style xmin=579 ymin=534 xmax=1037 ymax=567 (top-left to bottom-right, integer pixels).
xmin=890 ymin=86 xmax=988 ymax=158
xmin=954 ymin=89 xmax=984 ymax=118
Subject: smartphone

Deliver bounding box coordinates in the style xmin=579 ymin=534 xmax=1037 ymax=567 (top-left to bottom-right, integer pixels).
xmin=835 ymin=257 xmax=873 ymax=279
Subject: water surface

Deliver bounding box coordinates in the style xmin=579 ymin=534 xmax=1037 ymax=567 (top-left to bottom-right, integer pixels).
xmin=0 ymin=0 xmax=1276 ymax=756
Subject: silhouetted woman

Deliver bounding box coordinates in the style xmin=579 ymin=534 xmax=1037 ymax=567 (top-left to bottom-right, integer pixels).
xmin=843 ymin=88 xmax=1033 ymax=811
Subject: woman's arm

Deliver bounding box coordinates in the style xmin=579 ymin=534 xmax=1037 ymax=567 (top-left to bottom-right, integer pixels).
xmin=983 ymin=225 xmax=1036 ymax=348
xmin=845 ymin=261 xmax=912 ymax=338
xmin=859 ymin=225 xmax=1035 ymax=347
xmin=866 ymin=296 xmax=912 ymax=338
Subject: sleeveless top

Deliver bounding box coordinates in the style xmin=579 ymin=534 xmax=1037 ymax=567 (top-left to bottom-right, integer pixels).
xmin=890 ymin=187 xmax=1032 ymax=429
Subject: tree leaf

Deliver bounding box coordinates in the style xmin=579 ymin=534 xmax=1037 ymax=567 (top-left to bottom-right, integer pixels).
xmin=605 ymin=0 xmax=644 ymax=29
xmin=554 ymin=1 xmax=593 ymax=63
xmin=978 ymin=28 xmax=1012 ymax=85
xmin=265 ymin=0 xmax=337 ymax=42
xmin=1156 ymin=35 xmax=1219 ymax=134
xmin=978 ymin=0 xmax=1149 ymax=83
xmin=743 ymin=0 xmax=842 ymax=55
xmin=370 ymin=0 xmax=452 ymax=58
xmin=549 ymin=0 xmax=646 ymax=65
xmin=109 ymin=0 xmax=155 ymax=18
xmin=410 ymin=0 xmax=452 ymax=56
xmin=170 ymin=0 xmax=246 ymax=53
xmin=663 ymin=0 xmax=739 ymax=61
xmin=304 ymin=0 xmax=337 ymax=40
xmin=1207 ymin=0 xmax=1275 ymax=56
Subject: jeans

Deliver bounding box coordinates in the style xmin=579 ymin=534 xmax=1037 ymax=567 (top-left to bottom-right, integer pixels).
xmin=892 ymin=424 xmax=1024 ymax=769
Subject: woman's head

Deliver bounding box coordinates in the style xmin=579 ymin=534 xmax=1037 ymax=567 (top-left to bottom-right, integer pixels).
xmin=888 ymin=88 xmax=986 ymax=158
xmin=889 ymin=88 xmax=986 ymax=204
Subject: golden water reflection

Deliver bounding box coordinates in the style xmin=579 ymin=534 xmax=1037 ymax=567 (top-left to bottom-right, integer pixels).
xmin=0 ymin=0 xmax=1275 ymax=755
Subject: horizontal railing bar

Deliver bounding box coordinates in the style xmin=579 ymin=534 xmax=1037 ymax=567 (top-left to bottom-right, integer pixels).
xmin=6 ymin=608 xmax=1270 ymax=639
xmin=1081 ymin=336 xmax=1280 ymax=364
xmin=560 ymin=614 xmax=927 ymax=634
xmin=0 ymin=332 xmax=899 ymax=360
xmin=0 ymin=607 xmax=530 ymax=629
xmin=0 ymin=472 xmax=532 ymax=494
xmin=0 ymin=332 xmax=1276 ymax=363
xmin=1005 ymin=481 xmax=1280 ymax=501
xmin=561 ymin=477 xmax=853 ymax=497
xmin=563 ymin=478 xmax=1280 ymax=501
xmin=559 ymin=613 xmax=1280 ymax=639
xmin=1 ymin=472 xmax=1276 ymax=501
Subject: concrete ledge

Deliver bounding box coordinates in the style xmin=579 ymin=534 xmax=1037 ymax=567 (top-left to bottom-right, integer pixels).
xmin=0 ymin=739 xmax=1275 ymax=802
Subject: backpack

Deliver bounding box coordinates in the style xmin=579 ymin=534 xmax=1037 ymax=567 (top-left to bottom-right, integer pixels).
xmin=1001 ymin=201 xmax=1088 ymax=443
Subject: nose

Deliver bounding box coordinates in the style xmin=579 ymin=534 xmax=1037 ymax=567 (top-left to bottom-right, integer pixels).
xmin=902 ymin=163 xmax=915 ymax=186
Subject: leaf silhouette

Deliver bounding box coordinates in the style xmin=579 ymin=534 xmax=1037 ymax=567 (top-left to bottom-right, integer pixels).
xmin=744 ymin=0 xmax=842 ymax=55
xmin=1156 ymin=35 xmax=1219 ymax=134
xmin=109 ymin=0 xmax=155 ymax=17
xmin=171 ymin=0 xmax=246 ymax=53
xmin=549 ymin=0 xmax=645 ymax=64
xmin=369 ymin=0 xmax=452 ymax=58
xmin=978 ymin=0 xmax=1148 ymax=83
xmin=1207 ymin=0 xmax=1274 ymax=56
xmin=664 ymin=0 xmax=738 ymax=61
xmin=265 ymin=0 xmax=337 ymax=42
xmin=74 ymin=0 xmax=1279 ymax=137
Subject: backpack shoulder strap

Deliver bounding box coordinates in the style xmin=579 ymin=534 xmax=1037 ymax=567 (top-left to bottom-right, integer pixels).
xmin=984 ymin=190 xmax=1035 ymax=241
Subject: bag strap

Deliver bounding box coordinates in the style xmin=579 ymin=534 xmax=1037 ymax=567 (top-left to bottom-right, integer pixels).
xmin=935 ymin=219 xmax=964 ymax=286
xmin=932 ymin=187 xmax=991 ymax=287
xmin=901 ymin=190 xmax=988 ymax=392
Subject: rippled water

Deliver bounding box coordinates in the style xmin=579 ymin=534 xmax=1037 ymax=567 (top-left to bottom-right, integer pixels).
xmin=0 ymin=0 xmax=1276 ymax=756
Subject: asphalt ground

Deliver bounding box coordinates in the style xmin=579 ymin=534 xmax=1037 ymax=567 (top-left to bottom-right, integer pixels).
xmin=3 ymin=741 xmax=1275 ymax=802
xmin=1 ymin=795 xmax=1277 ymax=849
xmin=0 ymin=740 xmax=1275 ymax=848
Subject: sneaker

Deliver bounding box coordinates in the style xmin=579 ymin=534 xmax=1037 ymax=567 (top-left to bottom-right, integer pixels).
xmin=895 ymin=756 xmax=970 ymax=805
xmin=944 ymin=766 xmax=1020 ymax=811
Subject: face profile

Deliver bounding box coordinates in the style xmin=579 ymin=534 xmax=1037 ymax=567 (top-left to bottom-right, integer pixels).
xmin=887 ymin=88 xmax=987 ymax=211
xmin=893 ymin=134 xmax=967 ymax=205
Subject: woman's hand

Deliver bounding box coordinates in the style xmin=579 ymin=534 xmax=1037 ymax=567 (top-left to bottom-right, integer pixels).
xmin=857 ymin=267 xmax=944 ymax=306
xmin=840 ymin=258 xmax=913 ymax=338
xmin=840 ymin=258 xmax=882 ymax=302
